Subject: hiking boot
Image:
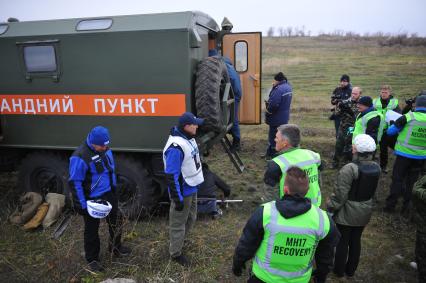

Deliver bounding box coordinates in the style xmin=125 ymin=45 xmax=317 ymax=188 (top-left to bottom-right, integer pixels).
xmin=110 ymin=245 xmax=131 ymax=257
xmin=171 ymin=254 xmax=191 ymax=267
xmin=211 ymin=208 xmax=223 ymax=219
xmin=87 ymin=261 xmax=105 ymax=272
xmin=230 ymin=139 xmax=241 ymax=152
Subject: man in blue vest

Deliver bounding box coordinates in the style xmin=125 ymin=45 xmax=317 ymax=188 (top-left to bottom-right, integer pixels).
xmin=233 ymin=167 xmax=340 ymax=283
xmin=69 ymin=126 xmax=130 ymax=272
xmin=163 ymin=112 xmax=205 ymax=266
xmin=384 ymin=93 xmax=426 ymax=214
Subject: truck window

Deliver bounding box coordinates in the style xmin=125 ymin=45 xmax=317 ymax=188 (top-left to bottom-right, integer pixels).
xmin=234 ymin=41 xmax=248 ymax=72
xmin=76 ymin=19 xmax=113 ymax=31
xmin=0 ymin=24 xmax=8 ymax=35
xmin=23 ymin=45 xmax=57 ymax=72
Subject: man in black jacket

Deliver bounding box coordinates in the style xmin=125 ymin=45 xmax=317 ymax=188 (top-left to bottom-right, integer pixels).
xmin=233 ymin=167 xmax=340 ymax=283
xmin=197 ymin=163 xmax=231 ymax=217
xmin=330 ymin=74 xmax=352 ymax=138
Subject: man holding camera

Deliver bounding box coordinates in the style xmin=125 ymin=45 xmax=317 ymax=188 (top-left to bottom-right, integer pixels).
xmin=332 ymin=86 xmax=362 ymax=168
xmin=330 ymin=74 xmax=353 ymax=138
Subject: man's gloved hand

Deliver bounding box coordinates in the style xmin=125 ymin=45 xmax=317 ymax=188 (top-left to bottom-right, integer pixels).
xmin=174 ymin=201 xmax=184 ymax=212
xmin=232 ymin=262 xmax=245 ymax=276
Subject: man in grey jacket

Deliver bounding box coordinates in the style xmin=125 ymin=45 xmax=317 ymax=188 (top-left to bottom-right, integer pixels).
xmin=327 ymin=134 xmax=381 ymax=278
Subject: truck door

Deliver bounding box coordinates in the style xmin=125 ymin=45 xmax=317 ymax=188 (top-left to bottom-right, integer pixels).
xmin=222 ymin=32 xmax=261 ymax=124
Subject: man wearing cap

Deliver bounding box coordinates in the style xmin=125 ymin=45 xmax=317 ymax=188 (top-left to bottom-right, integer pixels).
xmin=352 ymin=96 xmax=382 ymax=144
xmin=330 ymin=74 xmax=353 ymax=138
xmin=384 ymin=92 xmax=426 ymax=214
xmin=373 ymin=85 xmax=401 ymax=173
xmin=327 ymin=134 xmax=381 ymax=278
xmin=264 ymin=72 xmax=293 ymax=158
xmin=69 ymin=126 xmax=130 ymax=272
xmin=332 ymin=86 xmax=362 ymax=168
xmin=163 ymin=112 xmax=205 ymax=266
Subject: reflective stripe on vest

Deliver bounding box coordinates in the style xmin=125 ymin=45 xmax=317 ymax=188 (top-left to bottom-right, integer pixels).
xmin=395 ymin=112 xmax=426 ymax=156
xmin=273 ymin=149 xmax=321 ymax=206
xmin=352 ymin=111 xmax=381 ymax=142
xmin=253 ymin=202 xmax=329 ymax=281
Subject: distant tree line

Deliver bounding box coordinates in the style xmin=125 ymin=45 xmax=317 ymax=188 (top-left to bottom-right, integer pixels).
xmin=266 ymin=26 xmax=426 ymax=47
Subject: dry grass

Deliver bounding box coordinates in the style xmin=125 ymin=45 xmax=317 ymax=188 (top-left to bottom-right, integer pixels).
xmin=1 ymin=36 xmax=425 ymax=282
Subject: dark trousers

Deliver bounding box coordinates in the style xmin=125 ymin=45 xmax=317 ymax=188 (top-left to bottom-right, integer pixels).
xmin=386 ymin=155 xmax=424 ymax=210
xmin=230 ymin=101 xmax=241 ymax=141
xmin=334 ymin=127 xmax=352 ymax=163
xmin=379 ymin=133 xmax=397 ymax=169
xmin=416 ymin=231 xmax=426 ymax=283
xmin=334 ymin=224 xmax=365 ymax=277
xmin=334 ymin=116 xmax=341 ymax=138
xmin=83 ymin=191 xmax=122 ymax=263
xmin=266 ymin=125 xmax=278 ymax=157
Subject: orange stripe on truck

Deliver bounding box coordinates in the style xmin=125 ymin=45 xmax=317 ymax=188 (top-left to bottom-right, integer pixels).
xmin=0 ymin=94 xmax=186 ymax=116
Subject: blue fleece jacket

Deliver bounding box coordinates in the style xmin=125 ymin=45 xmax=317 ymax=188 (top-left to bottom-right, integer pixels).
xmin=224 ymin=57 xmax=242 ymax=102
xmin=69 ymin=137 xmax=116 ymax=209
xmin=265 ymin=80 xmax=293 ymax=126
xmin=164 ymin=127 xmax=198 ymax=202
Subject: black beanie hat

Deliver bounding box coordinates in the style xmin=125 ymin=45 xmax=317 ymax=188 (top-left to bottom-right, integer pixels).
xmin=274 ymin=72 xmax=286 ymax=82
xmin=340 ymin=74 xmax=350 ymax=82
xmin=357 ymin=96 xmax=373 ymax=107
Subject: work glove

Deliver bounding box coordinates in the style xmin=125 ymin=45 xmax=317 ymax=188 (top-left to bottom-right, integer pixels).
xmin=232 ymin=262 xmax=245 ymax=277
xmin=174 ymin=201 xmax=184 ymax=212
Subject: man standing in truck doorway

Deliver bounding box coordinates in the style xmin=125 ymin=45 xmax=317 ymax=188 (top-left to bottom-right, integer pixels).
xmin=69 ymin=126 xmax=131 ymax=272
xmin=163 ymin=112 xmax=205 ymax=267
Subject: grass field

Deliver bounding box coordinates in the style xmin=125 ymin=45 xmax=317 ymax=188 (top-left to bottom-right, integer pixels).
xmin=1 ymin=36 xmax=426 ymax=283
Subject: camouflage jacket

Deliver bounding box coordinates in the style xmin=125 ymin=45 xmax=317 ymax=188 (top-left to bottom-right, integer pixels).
xmin=413 ymin=175 xmax=426 ymax=233
xmin=336 ymin=98 xmax=359 ymax=133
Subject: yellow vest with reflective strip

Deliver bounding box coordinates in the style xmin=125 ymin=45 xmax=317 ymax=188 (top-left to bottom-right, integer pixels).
xmin=272 ymin=148 xmax=321 ymax=206
xmin=253 ymin=201 xmax=330 ymax=283
xmin=395 ymin=111 xmax=426 ymax=157
xmin=373 ymin=97 xmax=399 ymax=130
xmin=352 ymin=110 xmax=384 ymax=143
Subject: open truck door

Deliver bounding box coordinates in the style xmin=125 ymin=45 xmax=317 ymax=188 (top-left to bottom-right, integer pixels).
xmin=222 ymin=32 xmax=262 ymax=124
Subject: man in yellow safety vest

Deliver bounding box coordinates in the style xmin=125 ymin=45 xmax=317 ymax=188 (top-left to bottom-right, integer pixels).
xmin=264 ymin=124 xmax=322 ymax=206
xmin=233 ymin=167 xmax=340 ymax=283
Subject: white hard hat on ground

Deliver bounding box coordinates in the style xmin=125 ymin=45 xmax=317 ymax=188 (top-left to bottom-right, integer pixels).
xmin=353 ymin=134 xmax=376 ymax=153
xmin=87 ymin=199 xmax=112 ymax=218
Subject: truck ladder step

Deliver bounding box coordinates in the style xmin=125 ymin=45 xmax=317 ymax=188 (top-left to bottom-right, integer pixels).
xmin=221 ymin=136 xmax=244 ymax=173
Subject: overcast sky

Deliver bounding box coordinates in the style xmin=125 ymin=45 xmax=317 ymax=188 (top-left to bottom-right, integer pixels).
xmin=1 ymin=0 xmax=425 ymax=36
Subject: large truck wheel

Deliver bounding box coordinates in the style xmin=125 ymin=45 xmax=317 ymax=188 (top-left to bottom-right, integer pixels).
xmin=18 ymin=152 xmax=71 ymax=204
xmin=114 ymin=155 xmax=157 ymax=220
xmin=195 ymin=56 xmax=230 ymax=133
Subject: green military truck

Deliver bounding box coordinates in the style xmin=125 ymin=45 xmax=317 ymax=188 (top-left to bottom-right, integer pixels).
xmin=0 ymin=11 xmax=261 ymax=218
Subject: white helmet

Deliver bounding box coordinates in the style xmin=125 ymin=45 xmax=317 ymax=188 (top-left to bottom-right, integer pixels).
xmin=353 ymin=134 xmax=376 ymax=153
xmin=86 ymin=199 xmax=112 ymax=218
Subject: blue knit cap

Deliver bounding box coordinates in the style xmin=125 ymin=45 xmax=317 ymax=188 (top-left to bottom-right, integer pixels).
xmin=88 ymin=126 xmax=110 ymax=146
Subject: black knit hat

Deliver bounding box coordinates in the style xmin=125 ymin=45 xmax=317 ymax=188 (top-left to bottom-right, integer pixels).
xmin=274 ymin=72 xmax=286 ymax=82
xmin=357 ymin=96 xmax=373 ymax=107
xmin=340 ymin=74 xmax=350 ymax=82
